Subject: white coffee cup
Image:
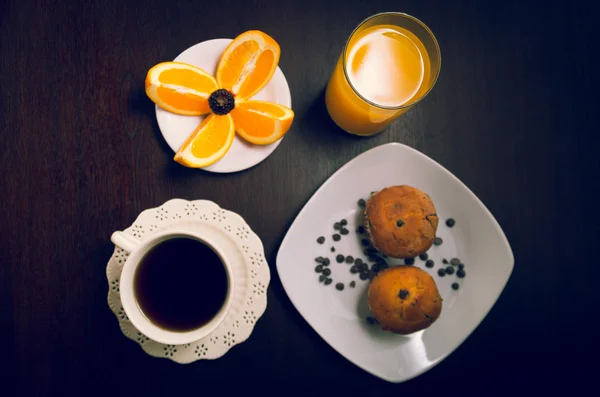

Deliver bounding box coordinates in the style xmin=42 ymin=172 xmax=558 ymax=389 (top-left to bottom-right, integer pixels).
xmin=110 ymin=229 xmax=234 ymax=345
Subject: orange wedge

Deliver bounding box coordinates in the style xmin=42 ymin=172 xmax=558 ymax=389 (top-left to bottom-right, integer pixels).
xmin=146 ymin=62 xmax=218 ymax=116
xmin=174 ymin=114 xmax=235 ymax=167
xmin=230 ymin=100 xmax=294 ymax=145
xmin=216 ymin=31 xmax=280 ymax=100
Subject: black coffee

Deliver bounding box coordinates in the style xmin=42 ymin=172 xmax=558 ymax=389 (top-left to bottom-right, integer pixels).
xmin=134 ymin=237 xmax=229 ymax=332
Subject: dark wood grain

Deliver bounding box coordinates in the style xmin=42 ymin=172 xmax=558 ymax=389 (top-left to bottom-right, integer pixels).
xmin=2 ymin=0 xmax=598 ymax=394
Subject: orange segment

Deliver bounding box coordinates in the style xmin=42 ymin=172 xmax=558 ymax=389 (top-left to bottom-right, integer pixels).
xmin=230 ymin=100 xmax=294 ymax=145
xmin=216 ymin=31 xmax=280 ymax=100
xmin=174 ymin=114 xmax=235 ymax=168
xmin=145 ymin=62 xmax=218 ymax=116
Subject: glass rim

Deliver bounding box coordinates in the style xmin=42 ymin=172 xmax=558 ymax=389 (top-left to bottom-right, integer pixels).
xmin=341 ymin=12 xmax=442 ymax=111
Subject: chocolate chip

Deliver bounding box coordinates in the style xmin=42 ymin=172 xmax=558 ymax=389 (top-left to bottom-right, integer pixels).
xmin=398 ymin=289 xmax=409 ymax=299
xmin=324 ymin=278 xmax=333 ymax=285
xmin=332 ymin=234 xmax=341 ymax=241
xmin=359 ymin=270 xmax=369 ymax=280
xmin=452 ymin=282 xmax=460 ymax=290
xmin=349 ymin=281 xmax=356 ymax=288
xmin=336 ymin=254 xmax=344 ymax=263
xmin=450 ymin=258 xmax=460 ymax=266
xmin=425 ymin=259 xmax=434 ymax=268
xmin=358 ymin=199 xmax=366 ymax=207
xmin=340 ymin=228 xmax=349 ymax=235
xmin=442 ymin=258 xmax=448 ymax=264
xmin=360 ymin=262 xmax=369 ymax=271
xmin=350 ymin=265 xmax=360 ymax=274
xmin=315 ymin=257 xmax=325 ymax=263
xmin=437 ymin=268 xmax=446 ymax=277
xmin=315 ymin=265 xmax=324 ymax=273
xmin=458 ymin=263 xmax=464 ymax=269
xmin=317 ymin=236 xmax=325 ymax=244
xmin=371 ymin=263 xmax=381 ymax=273
xmin=323 ymin=258 xmax=330 ymax=266
xmin=340 ymin=219 xmax=348 ymax=226
xmin=419 ymin=253 xmax=429 ymax=261
xmin=356 ymin=226 xmax=365 ymax=234
xmin=355 ymin=258 xmax=363 ymax=266
xmin=446 ymin=218 xmax=456 ymax=228
xmin=322 ymin=268 xmax=331 ymax=276
xmin=333 ymin=222 xmax=341 ymax=230
xmin=404 ymin=257 xmax=415 ymax=265
xmin=345 ymin=256 xmax=354 ymax=264
xmin=361 ymin=239 xmax=370 ymax=246
xmin=331 ymin=246 xmax=335 ymax=252
xmin=445 ymin=266 xmax=455 ymax=275
xmin=319 ymin=275 xmax=327 ymax=282
xmin=364 ymin=248 xmax=377 ymax=256
xmin=433 ymin=237 xmax=443 ymax=246
xmin=335 ymin=283 xmax=344 ymax=291
xmin=396 ymin=219 xmax=405 ymax=227
xmin=456 ymin=269 xmax=466 ymax=278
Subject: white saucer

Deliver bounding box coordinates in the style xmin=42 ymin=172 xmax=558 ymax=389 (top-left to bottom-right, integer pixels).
xmin=276 ymin=143 xmax=514 ymax=382
xmin=107 ymin=199 xmax=270 ymax=363
xmin=155 ymin=39 xmax=292 ymax=173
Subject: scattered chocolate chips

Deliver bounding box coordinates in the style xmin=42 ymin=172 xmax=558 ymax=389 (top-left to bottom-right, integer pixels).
xmin=319 ymin=275 xmax=327 ymax=282
xmin=452 ymin=282 xmax=460 ymax=290
xmin=336 ymin=254 xmax=344 ymax=263
xmin=396 ymin=219 xmax=405 ymax=227
xmin=332 ymin=234 xmax=341 ymax=241
xmin=398 ymin=289 xmax=409 ymax=299
xmin=458 ymin=263 xmax=465 ymax=269
xmin=324 ymin=278 xmax=333 ymax=285
xmin=419 ymin=253 xmax=429 ymax=261
xmin=456 ymin=269 xmax=466 ymax=278
xmin=433 ymin=237 xmax=443 ymax=246
xmin=358 ymin=199 xmax=366 ymax=207
xmin=446 ymin=218 xmax=456 ymax=228
xmin=437 ymin=268 xmax=446 ymax=277
xmin=349 ymin=281 xmax=356 ymax=288
xmin=445 ymin=266 xmax=455 ymax=275
xmin=371 ymin=263 xmax=381 ymax=273
xmin=355 ymin=258 xmax=363 ymax=266
xmin=356 ymin=226 xmax=365 ymax=234
xmin=450 ymin=258 xmax=460 ymax=266
xmin=425 ymin=259 xmax=434 ymax=268
xmin=333 ymin=222 xmax=341 ymax=230
xmin=317 ymin=236 xmax=325 ymax=244
xmin=361 ymin=239 xmax=370 ymax=246
xmin=404 ymin=257 xmax=415 ymax=265
xmin=350 ymin=265 xmax=360 ymax=274
xmin=335 ymin=283 xmax=345 ymax=291
xmin=345 ymin=255 xmax=354 ymax=264
xmin=442 ymin=258 xmax=448 ymax=264
xmin=364 ymin=248 xmax=377 ymax=256
xmin=315 ymin=265 xmax=324 ymax=273
xmin=323 ymin=258 xmax=330 ymax=266
xmin=330 ymin=246 xmax=335 ymax=252
xmin=359 ymin=270 xmax=369 ymax=280
xmin=322 ymin=268 xmax=331 ymax=276
xmin=315 ymin=257 xmax=325 ymax=264
xmin=340 ymin=219 xmax=348 ymax=226
xmin=340 ymin=228 xmax=349 ymax=235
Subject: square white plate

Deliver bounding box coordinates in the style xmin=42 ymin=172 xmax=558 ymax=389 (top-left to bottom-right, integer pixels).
xmin=276 ymin=143 xmax=513 ymax=383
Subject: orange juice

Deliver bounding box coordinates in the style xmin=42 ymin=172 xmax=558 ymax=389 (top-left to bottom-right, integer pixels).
xmin=326 ymin=14 xmax=440 ymax=135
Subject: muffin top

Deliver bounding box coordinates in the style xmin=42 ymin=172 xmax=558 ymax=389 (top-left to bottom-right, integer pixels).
xmin=365 ymin=185 xmax=438 ymax=258
xmin=368 ymin=265 xmax=442 ymax=335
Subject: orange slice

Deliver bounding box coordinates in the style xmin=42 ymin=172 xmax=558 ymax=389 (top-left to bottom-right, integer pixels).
xmin=174 ymin=114 xmax=235 ymax=167
xmin=216 ymin=31 xmax=280 ymax=100
xmin=230 ymin=100 xmax=294 ymax=145
xmin=146 ymin=62 xmax=218 ymax=116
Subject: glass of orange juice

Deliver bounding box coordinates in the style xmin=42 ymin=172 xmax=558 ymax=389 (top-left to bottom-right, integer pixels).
xmin=325 ymin=12 xmax=441 ymax=136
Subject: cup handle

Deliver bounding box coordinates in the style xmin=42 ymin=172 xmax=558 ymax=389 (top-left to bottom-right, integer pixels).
xmin=110 ymin=231 xmax=139 ymax=253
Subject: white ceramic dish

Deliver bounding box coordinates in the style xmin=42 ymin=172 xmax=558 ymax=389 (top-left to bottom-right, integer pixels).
xmin=155 ymin=39 xmax=292 ymax=173
xmin=276 ymin=143 xmax=513 ymax=382
xmin=107 ymin=199 xmax=270 ymax=363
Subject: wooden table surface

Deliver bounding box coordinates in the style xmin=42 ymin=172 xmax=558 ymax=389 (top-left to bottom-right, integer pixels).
xmin=2 ymin=0 xmax=597 ymax=394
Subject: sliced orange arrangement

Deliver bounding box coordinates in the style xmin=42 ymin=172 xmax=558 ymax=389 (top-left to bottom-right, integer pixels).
xmin=145 ymin=30 xmax=294 ymax=168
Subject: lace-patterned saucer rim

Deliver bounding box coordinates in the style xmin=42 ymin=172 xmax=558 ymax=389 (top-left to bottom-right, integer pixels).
xmin=106 ymin=198 xmax=270 ymax=363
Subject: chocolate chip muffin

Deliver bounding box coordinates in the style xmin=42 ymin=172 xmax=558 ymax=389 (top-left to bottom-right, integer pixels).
xmin=368 ymin=266 xmax=442 ymax=335
xmin=364 ymin=185 xmax=438 ymax=259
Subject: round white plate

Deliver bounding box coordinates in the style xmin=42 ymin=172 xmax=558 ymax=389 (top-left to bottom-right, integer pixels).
xmin=155 ymin=39 xmax=292 ymax=173
xmin=107 ymin=199 xmax=270 ymax=363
